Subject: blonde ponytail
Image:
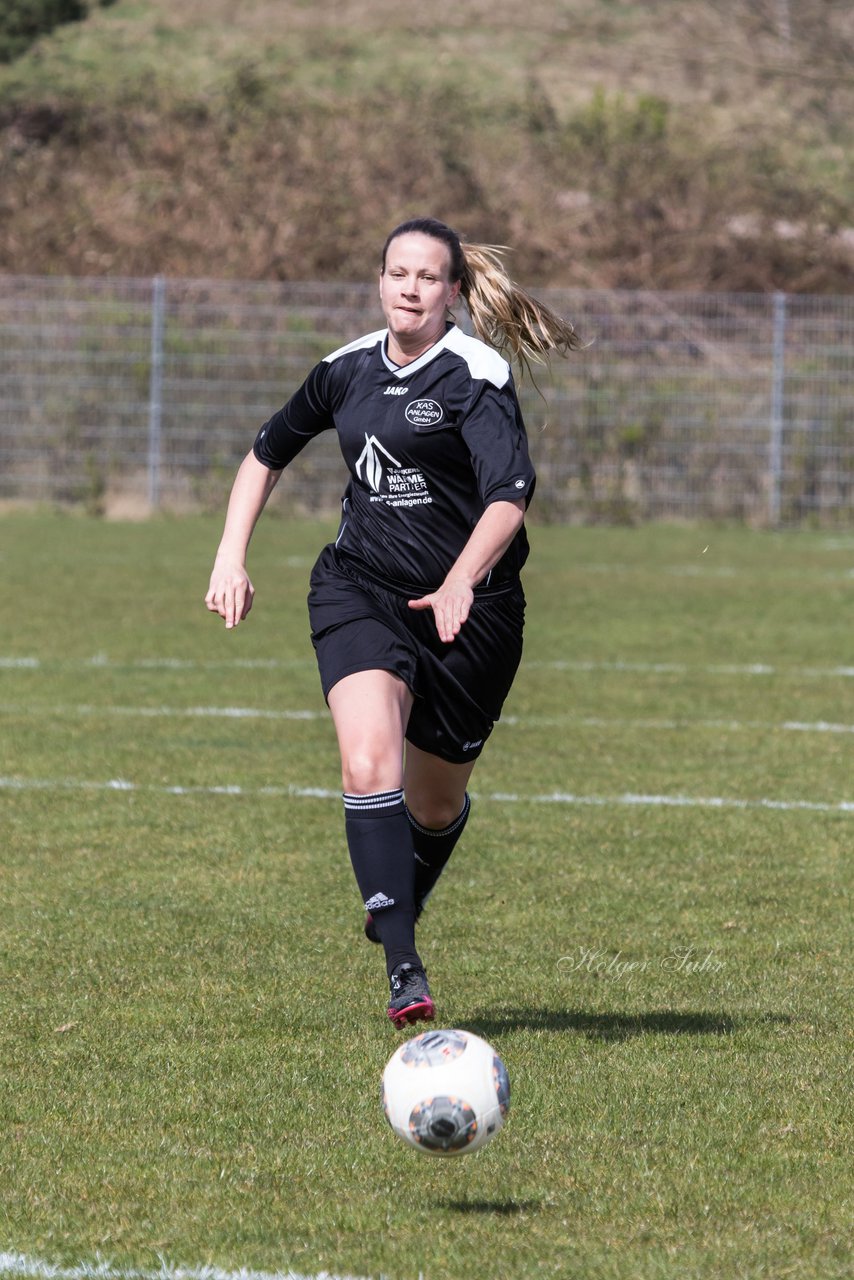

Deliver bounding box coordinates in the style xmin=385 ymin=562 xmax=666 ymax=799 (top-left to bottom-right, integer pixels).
xmin=380 ymin=218 xmax=582 ymax=376
xmin=460 ymin=243 xmax=582 ymax=375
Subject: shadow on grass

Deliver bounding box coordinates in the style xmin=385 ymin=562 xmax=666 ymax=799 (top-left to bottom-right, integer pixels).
xmin=435 ymin=1198 xmax=543 ymax=1216
xmin=462 ymin=1008 xmax=791 ymax=1040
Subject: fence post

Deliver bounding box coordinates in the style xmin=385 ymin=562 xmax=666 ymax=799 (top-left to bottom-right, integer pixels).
xmin=776 ymin=0 xmax=791 ymax=42
xmin=147 ymin=274 xmax=166 ymax=510
xmin=768 ymin=291 xmax=786 ymax=525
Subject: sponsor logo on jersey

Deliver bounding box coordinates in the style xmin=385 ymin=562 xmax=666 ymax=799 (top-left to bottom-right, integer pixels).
xmin=405 ymin=399 xmax=444 ymax=428
xmin=355 ymin=433 xmax=403 ymax=492
xmin=515 ymin=478 xmax=526 ymax=489
xmin=384 ymin=385 xmax=409 ymax=395
xmin=355 ymin=432 xmax=434 ymax=509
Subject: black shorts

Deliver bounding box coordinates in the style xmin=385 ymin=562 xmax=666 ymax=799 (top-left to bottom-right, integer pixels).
xmin=307 ymin=544 xmax=525 ymax=764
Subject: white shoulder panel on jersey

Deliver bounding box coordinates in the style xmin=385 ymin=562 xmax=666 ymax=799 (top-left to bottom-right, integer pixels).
xmin=323 ymin=329 xmax=387 ymax=365
xmin=443 ymin=326 xmax=511 ymax=389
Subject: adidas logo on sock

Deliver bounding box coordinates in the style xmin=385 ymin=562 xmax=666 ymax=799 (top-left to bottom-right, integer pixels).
xmin=364 ymin=892 xmax=395 ymax=912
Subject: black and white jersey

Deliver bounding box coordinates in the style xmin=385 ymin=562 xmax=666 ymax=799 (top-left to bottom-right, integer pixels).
xmin=253 ymin=323 xmax=536 ymax=591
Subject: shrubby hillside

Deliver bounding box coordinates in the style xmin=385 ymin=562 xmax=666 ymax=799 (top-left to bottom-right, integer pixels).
xmin=0 ymin=0 xmax=852 ymax=289
xmin=0 ymin=0 xmax=116 ymax=64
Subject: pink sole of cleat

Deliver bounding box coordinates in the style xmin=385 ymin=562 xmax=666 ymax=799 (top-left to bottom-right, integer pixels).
xmin=388 ymin=998 xmax=435 ymax=1029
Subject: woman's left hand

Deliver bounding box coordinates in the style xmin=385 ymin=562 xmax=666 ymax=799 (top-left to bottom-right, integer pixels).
xmin=408 ymin=500 xmax=525 ymax=642
xmin=408 ymin=578 xmax=473 ymax=643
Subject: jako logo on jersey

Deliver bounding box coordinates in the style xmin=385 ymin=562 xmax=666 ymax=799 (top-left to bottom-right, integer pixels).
xmin=405 ymin=399 xmax=444 ymax=427
xmin=355 ymin=433 xmax=402 ymax=492
xmin=384 ymin=385 xmax=409 ymax=396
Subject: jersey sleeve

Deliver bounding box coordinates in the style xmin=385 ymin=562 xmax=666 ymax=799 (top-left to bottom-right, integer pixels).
xmin=253 ymin=361 xmax=336 ymax=470
xmin=460 ymin=377 xmax=537 ymax=509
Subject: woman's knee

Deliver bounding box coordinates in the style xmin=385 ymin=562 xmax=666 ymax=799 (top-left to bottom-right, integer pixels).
xmin=405 ymin=791 xmax=468 ymax=832
xmin=404 ymin=746 xmax=474 ymax=830
xmin=340 ymin=745 xmax=403 ymax=795
xmin=329 ymin=670 xmax=411 ymax=794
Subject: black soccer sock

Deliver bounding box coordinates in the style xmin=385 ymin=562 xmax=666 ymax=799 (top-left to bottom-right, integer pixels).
xmin=406 ymin=792 xmax=472 ymax=915
xmin=343 ymin=789 xmax=420 ymax=978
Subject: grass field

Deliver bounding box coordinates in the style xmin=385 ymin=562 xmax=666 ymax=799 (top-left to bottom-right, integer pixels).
xmin=1 ymin=512 xmax=852 ymax=1280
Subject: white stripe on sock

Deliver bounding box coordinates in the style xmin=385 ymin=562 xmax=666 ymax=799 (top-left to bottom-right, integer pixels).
xmin=343 ymin=788 xmax=404 ymax=811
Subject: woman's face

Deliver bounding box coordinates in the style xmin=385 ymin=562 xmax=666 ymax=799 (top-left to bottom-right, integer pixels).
xmin=379 ymin=232 xmax=461 ymax=360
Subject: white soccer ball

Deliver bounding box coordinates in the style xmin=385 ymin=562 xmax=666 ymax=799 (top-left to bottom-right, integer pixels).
xmin=382 ymin=1028 xmax=510 ymax=1156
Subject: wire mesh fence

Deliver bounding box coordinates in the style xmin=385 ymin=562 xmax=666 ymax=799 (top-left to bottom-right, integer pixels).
xmin=1 ymin=275 xmax=852 ymax=524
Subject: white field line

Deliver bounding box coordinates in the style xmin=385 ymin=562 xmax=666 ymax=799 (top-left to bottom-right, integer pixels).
xmin=0 ymin=656 xmax=308 ymax=671
xmin=2 ymin=655 xmax=854 ymax=679
xmin=1 ymin=774 xmax=852 ymax=815
xmin=0 ymin=704 xmax=325 ymax=721
xmin=564 ymin=561 xmax=854 ymax=581
xmin=1 ymin=703 xmax=853 ymax=737
xmin=525 ymin=660 xmax=854 ymax=678
xmin=504 ymin=715 xmax=854 ymax=735
xmin=0 ymin=1252 xmax=381 ymax=1280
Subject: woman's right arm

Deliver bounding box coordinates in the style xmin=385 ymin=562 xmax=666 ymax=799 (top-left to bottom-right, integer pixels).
xmin=205 ymin=450 xmax=283 ymax=628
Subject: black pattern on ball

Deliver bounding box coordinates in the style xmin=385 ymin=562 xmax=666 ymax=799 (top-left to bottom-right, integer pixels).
xmin=408 ymin=1095 xmax=478 ymax=1151
xmin=401 ymin=1029 xmax=468 ymax=1069
xmin=493 ymin=1054 xmax=511 ymax=1116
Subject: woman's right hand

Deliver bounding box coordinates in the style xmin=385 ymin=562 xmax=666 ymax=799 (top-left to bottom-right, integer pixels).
xmin=205 ymin=559 xmax=255 ymax=629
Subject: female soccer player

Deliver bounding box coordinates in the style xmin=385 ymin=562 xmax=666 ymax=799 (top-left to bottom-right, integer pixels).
xmin=206 ymin=217 xmax=579 ymax=1027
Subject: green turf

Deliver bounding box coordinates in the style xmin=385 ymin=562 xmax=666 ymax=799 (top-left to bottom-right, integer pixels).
xmin=1 ymin=513 xmax=851 ymax=1280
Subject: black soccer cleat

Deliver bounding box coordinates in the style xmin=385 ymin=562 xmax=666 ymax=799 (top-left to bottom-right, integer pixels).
xmin=387 ymin=962 xmax=435 ymax=1029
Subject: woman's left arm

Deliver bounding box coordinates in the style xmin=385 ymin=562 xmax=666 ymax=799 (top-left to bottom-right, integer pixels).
xmin=407 ymin=498 xmax=526 ymax=643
